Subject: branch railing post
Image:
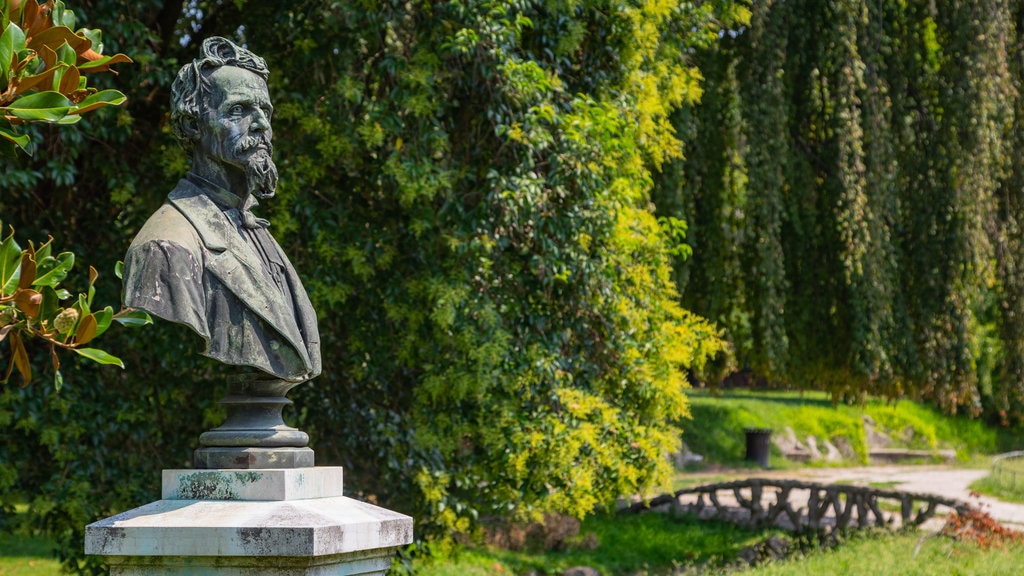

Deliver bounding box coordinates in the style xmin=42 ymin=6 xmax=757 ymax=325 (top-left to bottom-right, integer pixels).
xmin=655 ymin=478 xmax=970 ymax=534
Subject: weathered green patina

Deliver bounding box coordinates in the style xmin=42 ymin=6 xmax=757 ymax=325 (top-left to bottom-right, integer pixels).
xmin=122 ymin=37 xmax=319 ymax=468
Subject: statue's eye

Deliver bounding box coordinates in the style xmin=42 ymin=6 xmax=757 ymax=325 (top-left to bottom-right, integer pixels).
xmin=229 ymin=104 xmax=245 ymax=115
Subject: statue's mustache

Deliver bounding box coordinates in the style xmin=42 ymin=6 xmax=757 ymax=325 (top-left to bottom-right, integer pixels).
xmin=237 ymin=134 xmax=272 ymax=154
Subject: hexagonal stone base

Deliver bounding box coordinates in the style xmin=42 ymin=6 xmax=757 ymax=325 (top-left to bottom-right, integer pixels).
xmin=86 ymin=467 xmax=412 ymax=575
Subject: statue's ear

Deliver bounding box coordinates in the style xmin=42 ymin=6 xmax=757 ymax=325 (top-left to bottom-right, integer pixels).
xmin=180 ymin=117 xmax=201 ymax=140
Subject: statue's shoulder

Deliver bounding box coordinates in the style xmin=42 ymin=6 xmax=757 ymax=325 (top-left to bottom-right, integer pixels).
xmin=129 ymin=180 xmax=205 ymax=251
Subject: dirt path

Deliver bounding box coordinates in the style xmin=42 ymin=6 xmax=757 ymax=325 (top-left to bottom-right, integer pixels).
xmin=701 ymin=465 xmax=1024 ymax=528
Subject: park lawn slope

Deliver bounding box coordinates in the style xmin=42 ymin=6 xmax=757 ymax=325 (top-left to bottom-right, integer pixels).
xmin=682 ymin=389 xmax=1005 ymax=468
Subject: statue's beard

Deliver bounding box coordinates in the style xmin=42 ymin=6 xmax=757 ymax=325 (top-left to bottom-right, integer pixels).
xmin=236 ymin=135 xmax=278 ymax=199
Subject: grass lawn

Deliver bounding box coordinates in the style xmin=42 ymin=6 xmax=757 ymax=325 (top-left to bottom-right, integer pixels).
xmin=970 ymin=454 xmax=1024 ymax=503
xmin=683 ymin=389 xmax=1010 ymax=468
xmin=0 ymin=533 xmax=60 ymax=576
xmin=742 ymin=530 xmax=1024 ymax=576
xmin=411 ymin=512 xmax=785 ymax=576
xmin=410 ymin=521 xmax=1024 ymax=576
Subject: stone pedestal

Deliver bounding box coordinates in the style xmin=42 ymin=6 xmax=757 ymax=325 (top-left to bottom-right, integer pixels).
xmin=85 ymin=467 xmax=413 ymax=575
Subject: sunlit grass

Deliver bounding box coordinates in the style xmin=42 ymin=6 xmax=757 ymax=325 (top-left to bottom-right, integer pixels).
xmin=739 ymin=530 xmax=1024 ymax=576
xmin=0 ymin=533 xmax=60 ymax=576
xmin=682 ymin=389 xmax=1003 ymax=469
xmin=411 ymin=513 xmax=785 ymax=576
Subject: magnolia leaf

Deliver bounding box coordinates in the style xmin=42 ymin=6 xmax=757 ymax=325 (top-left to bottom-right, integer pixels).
xmin=3 ymin=1 xmax=19 ymax=29
xmin=24 ymin=0 xmax=51 ymax=39
xmin=13 ymin=288 xmax=40 ymax=319
xmin=74 ymin=312 xmax=96 ymax=344
xmin=31 ymin=250 xmax=73 ymax=288
xmin=14 ymin=66 xmax=58 ymax=94
xmin=38 ymin=285 xmax=58 ymax=324
xmin=3 ymin=90 xmax=74 ymax=122
xmin=50 ymin=2 xmax=75 ymax=30
xmin=5 ymin=21 xmax=25 ymax=54
xmin=75 ymin=292 xmax=90 ymax=316
xmin=0 ymin=22 xmax=20 ymax=84
xmin=56 ymin=61 xmax=77 ymax=95
xmin=67 ymin=88 xmax=125 ymax=115
xmin=17 ymin=250 xmax=35 ymax=289
xmin=54 ymin=112 xmax=81 ymax=124
xmin=92 ymin=305 xmax=112 ymax=338
xmin=73 ymin=347 xmax=124 ymax=368
xmin=114 ymin=260 xmax=123 ymax=279
xmin=53 ymin=369 xmax=62 ymax=391
xmin=34 ymin=236 xmax=53 ymax=261
xmin=9 ymin=330 xmax=30 ymax=383
xmin=55 ymin=39 xmax=75 ymax=68
xmin=37 ymin=42 xmax=56 ymax=69
xmin=0 ymin=324 xmax=12 ymax=342
xmin=26 ymin=26 xmax=88 ymax=56
xmin=20 ymin=0 xmax=40 ymax=33
xmin=76 ymin=52 xmax=131 ymax=73
xmin=0 ymin=123 xmax=29 ymax=151
xmin=113 ymin=309 xmax=152 ymax=328
xmin=0 ymin=230 xmax=22 ymax=296
xmin=78 ymin=28 xmax=102 ymax=55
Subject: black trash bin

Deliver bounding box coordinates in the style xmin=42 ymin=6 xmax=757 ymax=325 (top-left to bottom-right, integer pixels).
xmin=744 ymin=428 xmax=772 ymax=468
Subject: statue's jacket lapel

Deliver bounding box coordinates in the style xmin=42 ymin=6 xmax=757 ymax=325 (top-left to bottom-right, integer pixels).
xmin=167 ymin=179 xmax=319 ymax=380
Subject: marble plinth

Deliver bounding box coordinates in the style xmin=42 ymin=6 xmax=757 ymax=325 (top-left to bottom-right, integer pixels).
xmin=85 ymin=467 xmax=413 ymax=576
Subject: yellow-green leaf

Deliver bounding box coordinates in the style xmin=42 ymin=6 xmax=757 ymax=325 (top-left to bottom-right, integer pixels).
xmin=67 ymin=88 xmax=126 ymax=115
xmin=73 ymin=347 xmax=123 ymax=368
xmin=3 ymin=90 xmax=74 ymax=122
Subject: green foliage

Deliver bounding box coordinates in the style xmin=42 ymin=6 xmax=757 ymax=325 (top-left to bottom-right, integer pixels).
xmin=0 ymin=222 xmax=152 ymax=389
xmin=656 ymin=0 xmax=1024 ymax=419
xmin=0 ymin=0 xmax=131 ymax=155
xmin=0 ymin=0 xmax=736 ymax=571
xmin=0 ymin=1 xmax=141 ymax=391
xmin=232 ymin=0 xmax=732 ymax=535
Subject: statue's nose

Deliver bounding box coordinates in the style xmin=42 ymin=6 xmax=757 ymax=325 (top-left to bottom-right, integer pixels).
xmin=252 ymin=109 xmax=270 ymax=131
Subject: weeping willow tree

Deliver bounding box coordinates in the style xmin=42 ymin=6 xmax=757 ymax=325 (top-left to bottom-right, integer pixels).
xmin=659 ymin=0 xmax=1024 ymax=419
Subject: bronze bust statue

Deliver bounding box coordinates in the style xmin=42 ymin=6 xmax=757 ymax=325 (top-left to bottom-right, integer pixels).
xmin=123 ymin=37 xmax=320 ymax=468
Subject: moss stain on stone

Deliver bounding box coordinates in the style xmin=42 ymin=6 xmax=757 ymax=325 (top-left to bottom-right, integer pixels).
xmin=177 ymin=472 xmax=239 ymax=500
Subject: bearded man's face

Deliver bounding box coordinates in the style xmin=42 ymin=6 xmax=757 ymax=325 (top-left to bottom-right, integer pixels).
xmin=197 ymin=65 xmax=279 ymax=198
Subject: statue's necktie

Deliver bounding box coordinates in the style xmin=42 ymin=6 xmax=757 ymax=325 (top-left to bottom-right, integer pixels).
xmin=236 ymin=209 xmax=270 ymax=229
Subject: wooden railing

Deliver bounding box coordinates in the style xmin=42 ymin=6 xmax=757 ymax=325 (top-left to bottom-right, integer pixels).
xmin=624 ymin=478 xmax=971 ymax=532
xmin=991 ymin=451 xmax=1024 ymax=490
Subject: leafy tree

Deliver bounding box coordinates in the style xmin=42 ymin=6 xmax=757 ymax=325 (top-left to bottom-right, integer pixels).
xmin=0 ymin=0 xmax=142 ymax=390
xmin=658 ymin=0 xmax=1022 ymax=417
xmin=0 ymin=0 xmax=737 ymax=572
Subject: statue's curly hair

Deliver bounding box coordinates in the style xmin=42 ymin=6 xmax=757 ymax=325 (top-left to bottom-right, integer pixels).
xmin=170 ymin=37 xmax=270 ymax=152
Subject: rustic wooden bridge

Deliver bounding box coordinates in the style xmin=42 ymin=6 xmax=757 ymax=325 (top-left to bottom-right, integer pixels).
xmin=625 ymin=478 xmax=971 ymax=532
